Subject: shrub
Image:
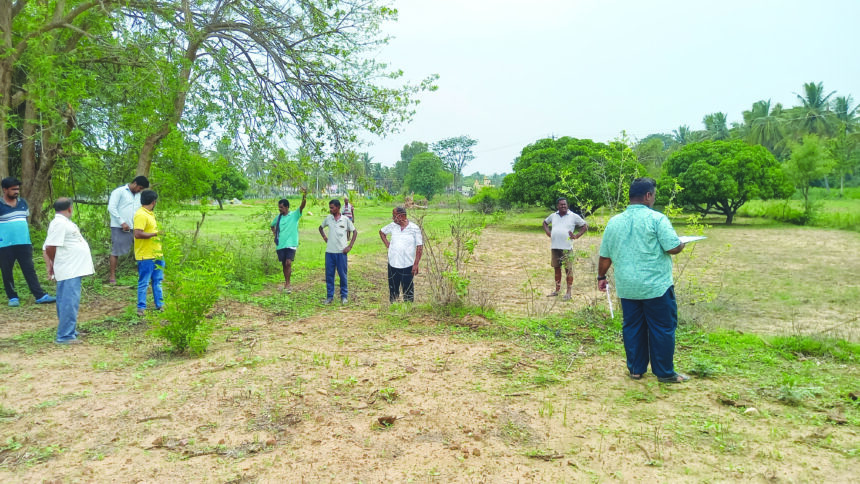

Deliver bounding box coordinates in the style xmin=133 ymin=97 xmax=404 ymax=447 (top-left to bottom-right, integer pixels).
xmin=150 ymin=235 xmax=232 ymax=355
xmin=469 ymin=186 xmax=504 ymax=214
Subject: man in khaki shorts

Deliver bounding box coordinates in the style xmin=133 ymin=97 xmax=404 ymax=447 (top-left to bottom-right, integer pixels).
xmin=107 ymin=176 xmax=149 ymax=283
xmin=542 ymin=197 xmax=587 ymax=301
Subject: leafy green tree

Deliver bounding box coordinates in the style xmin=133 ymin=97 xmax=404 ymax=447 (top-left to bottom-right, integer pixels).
xmin=502 ymin=137 xmax=644 ymax=214
xmin=432 ymin=136 xmax=478 ymax=188
xmin=127 ymin=0 xmax=435 ymax=177
xmin=400 ymin=141 xmax=430 ymax=163
xmin=827 ymin=130 xmax=860 ymax=195
xmin=404 ymin=152 xmax=452 ymax=200
xmin=786 ymin=135 xmax=836 ymax=212
xmin=662 ymin=140 xmax=792 ymax=224
xmin=210 ymin=159 xmax=250 ymax=209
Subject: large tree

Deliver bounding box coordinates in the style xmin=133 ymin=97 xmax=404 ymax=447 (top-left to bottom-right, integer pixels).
xmin=431 ymin=135 xmax=477 ymax=188
xmin=662 ymin=140 xmax=792 ymax=224
xmin=502 ymin=137 xmax=644 ymax=214
xmin=124 ymin=0 xmax=435 ymax=177
xmin=404 ymin=152 xmax=451 ymax=200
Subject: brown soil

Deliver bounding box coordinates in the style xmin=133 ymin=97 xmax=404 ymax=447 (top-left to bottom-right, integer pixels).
xmin=0 ymin=223 xmax=858 ymax=482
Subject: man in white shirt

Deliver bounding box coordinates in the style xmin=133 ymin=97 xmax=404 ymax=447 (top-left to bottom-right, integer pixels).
xmin=542 ymin=197 xmax=588 ymax=301
xmin=107 ymin=176 xmax=149 ymax=284
xmin=318 ymin=199 xmax=357 ymax=305
xmin=43 ymin=198 xmax=95 ymax=344
xmin=379 ymin=207 xmax=423 ymax=302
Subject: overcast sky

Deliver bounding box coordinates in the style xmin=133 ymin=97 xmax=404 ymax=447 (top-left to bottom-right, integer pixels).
xmin=362 ymin=0 xmax=860 ymax=175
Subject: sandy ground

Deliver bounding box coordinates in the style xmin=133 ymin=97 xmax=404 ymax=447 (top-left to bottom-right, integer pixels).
xmin=1 ymin=222 xmax=858 ymax=482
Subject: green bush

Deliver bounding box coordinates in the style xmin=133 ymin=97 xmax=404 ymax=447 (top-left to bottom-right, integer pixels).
xmin=469 ymin=186 xmax=504 ymax=214
xmin=150 ymin=236 xmax=232 ymax=355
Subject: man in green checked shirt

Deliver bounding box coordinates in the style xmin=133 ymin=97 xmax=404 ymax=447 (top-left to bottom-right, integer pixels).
xmin=597 ymin=177 xmax=689 ymax=383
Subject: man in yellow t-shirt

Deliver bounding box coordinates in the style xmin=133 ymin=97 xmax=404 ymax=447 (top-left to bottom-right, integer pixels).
xmin=133 ymin=190 xmax=163 ymax=316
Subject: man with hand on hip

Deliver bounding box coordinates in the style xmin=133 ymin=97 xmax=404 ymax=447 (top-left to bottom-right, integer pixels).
xmin=379 ymin=207 xmax=423 ymax=303
xmin=542 ymin=197 xmax=587 ymax=301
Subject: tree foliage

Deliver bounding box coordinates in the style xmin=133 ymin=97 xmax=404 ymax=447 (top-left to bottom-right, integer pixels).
xmin=786 ymin=135 xmax=836 ymax=211
xmin=502 ymin=137 xmax=644 ymax=214
xmin=432 ymin=136 xmax=477 ymax=187
xmin=404 ymin=152 xmax=451 ymax=200
xmin=661 ymin=140 xmax=792 ymax=224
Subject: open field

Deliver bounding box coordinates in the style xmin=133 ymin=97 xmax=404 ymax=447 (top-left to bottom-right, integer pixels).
xmin=0 ymin=202 xmax=858 ymax=482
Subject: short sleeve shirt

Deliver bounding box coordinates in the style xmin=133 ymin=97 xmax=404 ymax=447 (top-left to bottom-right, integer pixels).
xmin=544 ymin=211 xmax=587 ymax=250
xmin=43 ymin=214 xmax=94 ymax=281
xmin=598 ymin=204 xmax=681 ymax=300
xmin=0 ymin=197 xmax=32 ymax=248
xmin=321 ymin=214 xmax=355 ymax=253
xmin=271 ymin=210 xmax=302 ymax=250
xmin=133 ymin=207 xmax=162 ymax=260
xmin=380 ymin=221 xmax=423 ymax=268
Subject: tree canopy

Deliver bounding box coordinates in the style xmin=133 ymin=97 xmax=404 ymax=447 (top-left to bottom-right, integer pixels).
xmin=404 ymin=152 xmax=451 ymax=200
xmin=502 ymin=137 xmax=644 ymax=214
xmin=661 ymin=140 xmax=793 ymax=224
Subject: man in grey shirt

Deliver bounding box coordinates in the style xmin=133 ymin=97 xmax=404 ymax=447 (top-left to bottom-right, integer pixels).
xmin=542 ymin=197 xmax=587 ymax=301
xmin=107 ymin=176 xmax=149 ymax=283
xmin=318 ymin=199 xmax=357 ymax=305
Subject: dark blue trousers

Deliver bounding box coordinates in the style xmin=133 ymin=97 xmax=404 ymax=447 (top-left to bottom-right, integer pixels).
xmin=325 ymin=252 xmax=348 ymax=298
xmin=620 ymin=286 xmax=678 ymax=378
xmin=0 ymin=244 xmax=46 ymax=300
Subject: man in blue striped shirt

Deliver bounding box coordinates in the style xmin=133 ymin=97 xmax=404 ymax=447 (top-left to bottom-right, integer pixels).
xmin=0 ymin=178 xmax=55 ymax=307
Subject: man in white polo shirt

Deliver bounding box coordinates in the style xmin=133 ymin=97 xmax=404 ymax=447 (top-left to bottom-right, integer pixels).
xmin=542 ymin=197 xmax=588 ymax=301
xmin=43 ymin=198 xmax=95 ymax=344
xmin=379 ymin=206 xmax=423 ymax=303
xmin=107 ymin=176 xmax=148 ymax=284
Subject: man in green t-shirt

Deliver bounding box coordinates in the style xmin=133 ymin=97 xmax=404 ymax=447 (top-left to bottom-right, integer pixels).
xmin=597 ymin=178 xmax=688 ymax=383
xmin=270 ymin=188 xmax=307 ymax=292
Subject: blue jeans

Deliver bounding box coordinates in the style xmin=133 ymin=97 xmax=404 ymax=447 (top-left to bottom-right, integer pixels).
xmin=137 ymin=259 xmax=164 ymax=309
xmin=324 ymin=252 xmax=348 ymax=298
xmin=619 ymin=286 xmax=678 ymax=378
xmin=56 ymin=276 xmax=82 ymax=343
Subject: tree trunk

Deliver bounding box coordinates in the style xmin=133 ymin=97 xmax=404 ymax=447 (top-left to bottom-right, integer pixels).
xmin=725 ymin=211 xmax=734 ymax=225
xmin=135 ymin=44 xmax=199 ymax=177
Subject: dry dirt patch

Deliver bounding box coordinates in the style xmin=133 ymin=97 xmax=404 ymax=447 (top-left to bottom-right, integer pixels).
xmin=1 ymin=301 xmax=857 ymax=482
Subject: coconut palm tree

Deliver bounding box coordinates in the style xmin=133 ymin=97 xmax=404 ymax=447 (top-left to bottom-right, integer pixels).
xmin=703 ymin=112 xmax=729 ymax=140
xmin=794 ymin=82 xmax=836 ymax=136
xmin=742 ymin=100 xmax=788 ymax=157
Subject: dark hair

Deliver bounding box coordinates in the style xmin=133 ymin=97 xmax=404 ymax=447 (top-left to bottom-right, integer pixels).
xmin=132 ymin=176 xmax=150 ymax=188
xmin=1 ymin=177 xmax=21 ymax=189
xmin=140 ymin=189 xmax=158 ymax=206
xmin=556 ymin=197 xmax=568 ymax=205
xmin=53 ymin=197 xmax=72 ymax=212
xmin=394 ymin=206 xmax=407 ymax=216
xmin=329 ymin=199 xmax=341 ymax=209
xmin=629 ymin=177 xmax=657 ymax=200
xmin=278 ymin=198 xmax=289 ymax=208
